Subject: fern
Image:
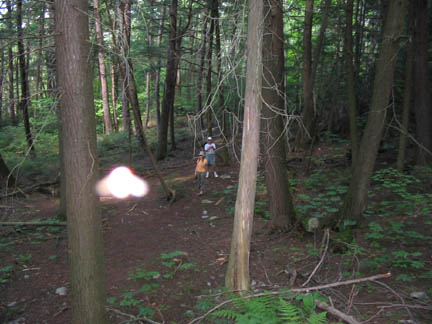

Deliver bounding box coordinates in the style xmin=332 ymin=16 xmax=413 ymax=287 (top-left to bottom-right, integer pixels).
xmin=306 ymin=311 xmax=328 ymax=324
xmin=211 ymin=293 xmax=329 ymax=324
xmin=278 ymin=298 xmax=301 ymax=323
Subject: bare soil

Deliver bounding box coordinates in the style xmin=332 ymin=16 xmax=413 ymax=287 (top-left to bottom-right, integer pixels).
xmin=1 ymin=140 xmax=431 ymax=324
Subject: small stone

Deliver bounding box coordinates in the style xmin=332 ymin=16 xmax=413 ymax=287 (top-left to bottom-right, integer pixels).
xmin=7 ymin=301 xmax=17 ymax=307
xmin=410 ymin=291 xmax=428 ymax=300
xmin=24 ymin=274 xmax=29 ymax=280
xmin=201 ymin=215 xmax=209 ymax=219
xmin=209 ymin=216 xmax=218 ymax=220
xmin=56 ymin=287 xmax=68 ymax=296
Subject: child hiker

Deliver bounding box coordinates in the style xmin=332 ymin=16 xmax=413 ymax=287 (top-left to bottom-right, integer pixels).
xmin=195 ymin=150 xmax=208 ymax=196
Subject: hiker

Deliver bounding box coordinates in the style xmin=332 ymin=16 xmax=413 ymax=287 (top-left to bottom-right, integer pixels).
xmin=204 ymin=137 xmax=218 ymax=178
xmin=195 ymin=150 xmax=207 ymax=195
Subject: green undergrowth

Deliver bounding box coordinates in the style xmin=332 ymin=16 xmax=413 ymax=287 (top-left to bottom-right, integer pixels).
xmin=194 ymin=291 xmax=342 ymax=324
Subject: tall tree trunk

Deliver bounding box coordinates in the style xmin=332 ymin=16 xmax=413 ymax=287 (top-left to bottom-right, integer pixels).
xmin=339 ymin=0 xmax=408 ymax=224
xmin=157 ymin=0 xmax=178 ymax=160
xmin=17 ymin=0 xmax=34 ymax=151
xmin=396 ymin=4 xmax=413 ymax=172
xmin=261 ymin=0 xmax=296 ymax=231
xmin=412 ymin=0 xmax=432 ymax=165
xmin=225 ymin=0 xmax=263 ymax=293
xmin=196 ymin=9 xmax=209 ymax=134
xmin=343 ymin=0 xmax=359 ymax=165
xmin=0 ymin=48 xmax=4 ymax=125
xmin=94 ymin=0 xmax=113 ymax=134
xmin=145 ymin=71 xmax=151 ymax=129
xmin=55 ymin=0 xmax=107 ymax=322
xmin=110 ymin=63 xmax=118 ymax=131
xmin=154 ymin=6 xmax=166 ymax=128
xmin=6 ymin=0 xmax=16 ymax=125
xmin=205 ymin=0 xmax=216 ymax=137
xmin=298 ymin=0 xmax=314 ymax=147
xmin=35 ymin=4 xmax=46 ymax=102
xmin=118 ymin=0 xmax=132 ymax=134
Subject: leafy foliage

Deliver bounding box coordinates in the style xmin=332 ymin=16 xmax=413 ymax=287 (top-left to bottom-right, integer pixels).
xmin=212 ymin=293 xmax=329 ymax=324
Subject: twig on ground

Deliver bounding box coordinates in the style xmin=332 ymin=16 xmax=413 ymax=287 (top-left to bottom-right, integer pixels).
xmin=373 ymin=280 xmax=415 ymax=322
xmin=315 ymin=299 xmax=361 ymax=324
xmin=107 ymin=307 xmax=161 ymax=324
xmin=302 ymin=228 xmax=330 ymax=287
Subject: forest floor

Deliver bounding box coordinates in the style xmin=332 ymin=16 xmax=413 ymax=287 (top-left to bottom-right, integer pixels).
xmin=0 ymin=136 xmax=431 ymax=324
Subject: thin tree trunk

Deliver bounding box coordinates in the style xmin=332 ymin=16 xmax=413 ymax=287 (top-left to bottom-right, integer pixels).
xmin=339 ymin=0 xmax=408 ymax=224
xmin=298 ymin=0 xmax=314 ymax=147
xmin=343 ymin=0 xmax=359 ymax=165
xmin=6 ymin=0 xmax=16 ymax=125
xmin=55 ymin=0 xmax=107 ymax=322
xmin=196 ymin=9 xmax=209 ymax=133
xmin=225 ymin=0 xmax=263 ymax=293
xmin=110 ymin=63 xmax=118 ymax=131
xmin=17 ymin=0 xmax=34 ymax=151
xmin=396 ymin=4 xmax=413 ymax=172
xmin=94 ymin=0 xmax=112 ymax=134
xmin=205 ymin=0 xmax=216 ymax=137
xmin=155 ymin=6 xmax=166 ymax=128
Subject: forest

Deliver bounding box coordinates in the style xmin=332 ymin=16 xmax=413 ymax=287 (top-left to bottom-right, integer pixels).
xmin=0 ymin=0 xmax=431 ymax=323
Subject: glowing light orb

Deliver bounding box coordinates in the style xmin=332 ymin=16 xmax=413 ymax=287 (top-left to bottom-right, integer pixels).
xmin=96 ymin=166 xmax=149 ymax=199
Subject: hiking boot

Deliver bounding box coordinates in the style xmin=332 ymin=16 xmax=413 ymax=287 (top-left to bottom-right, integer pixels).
xmin=214 ymin=172 xmax=218 ymax=178
xmin=206 ymin=172 xmax=209 ymax=178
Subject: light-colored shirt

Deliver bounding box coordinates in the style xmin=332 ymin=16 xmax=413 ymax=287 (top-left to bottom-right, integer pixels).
xmin=204 ymin=143 xmax=216 ymax=154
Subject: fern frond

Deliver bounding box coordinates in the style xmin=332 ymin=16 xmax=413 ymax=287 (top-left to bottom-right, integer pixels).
xmin=306 ymin=311 xmax=328 ymax=324
xmin=278 ymin=298 xmax=301 ymax=324
xmin=212 ymin=309 xmax=240 ymax=320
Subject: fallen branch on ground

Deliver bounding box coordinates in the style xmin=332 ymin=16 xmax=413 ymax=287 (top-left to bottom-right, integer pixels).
xmin=315 ymin=299 xmax=361 ymax=324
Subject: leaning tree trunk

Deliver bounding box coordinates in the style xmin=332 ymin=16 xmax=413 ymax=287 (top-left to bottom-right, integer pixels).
xmin=339 ymin=0 xmax=408 ymax=224
xmin=55 ymin=0 xmax=107 ymax=322
xmin=225 ymin=0 xmax=263 ymax=293
xmin=261 ymin=0 xmax=296 ymax=231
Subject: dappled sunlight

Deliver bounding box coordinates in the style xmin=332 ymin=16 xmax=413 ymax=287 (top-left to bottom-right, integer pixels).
xmin=96 ymin=166 xmax=149 ymax=199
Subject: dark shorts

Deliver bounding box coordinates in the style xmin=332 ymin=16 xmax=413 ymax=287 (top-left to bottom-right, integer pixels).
xmin=206 ymin=153 xmax=216 ymax=165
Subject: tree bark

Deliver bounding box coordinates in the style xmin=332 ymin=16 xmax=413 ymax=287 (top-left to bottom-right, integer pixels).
xmin=412 ymin=0 xmax=432 ymax=165
xmin=261 ymin=0 xmax=296 ymax=231
xmin=396 ymin=4 xmax=413 ymax=172
xmin=93 ymin=0 xmax=113 ymax=134
xmin=157 ymin=0 xmax=178 ymax=160
xmin=0 ymin=153 xmax=15 ymax=187
xmin=298 ymin=0 xmax=314 ymax=147
xmin=55 ymin=0 xmax=107 ymax=322
xmin=17 ymin=0 xmax=34 ymax=150
xmin=339 ymin=0 xmax=408 ymax=224
xmin=6 ymin=0 xmax=16 ymax=126
xmin=225 ymin=0 xmax=263 ymax=293
xmin=343 ymin=0 xmax=359 ymax=165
